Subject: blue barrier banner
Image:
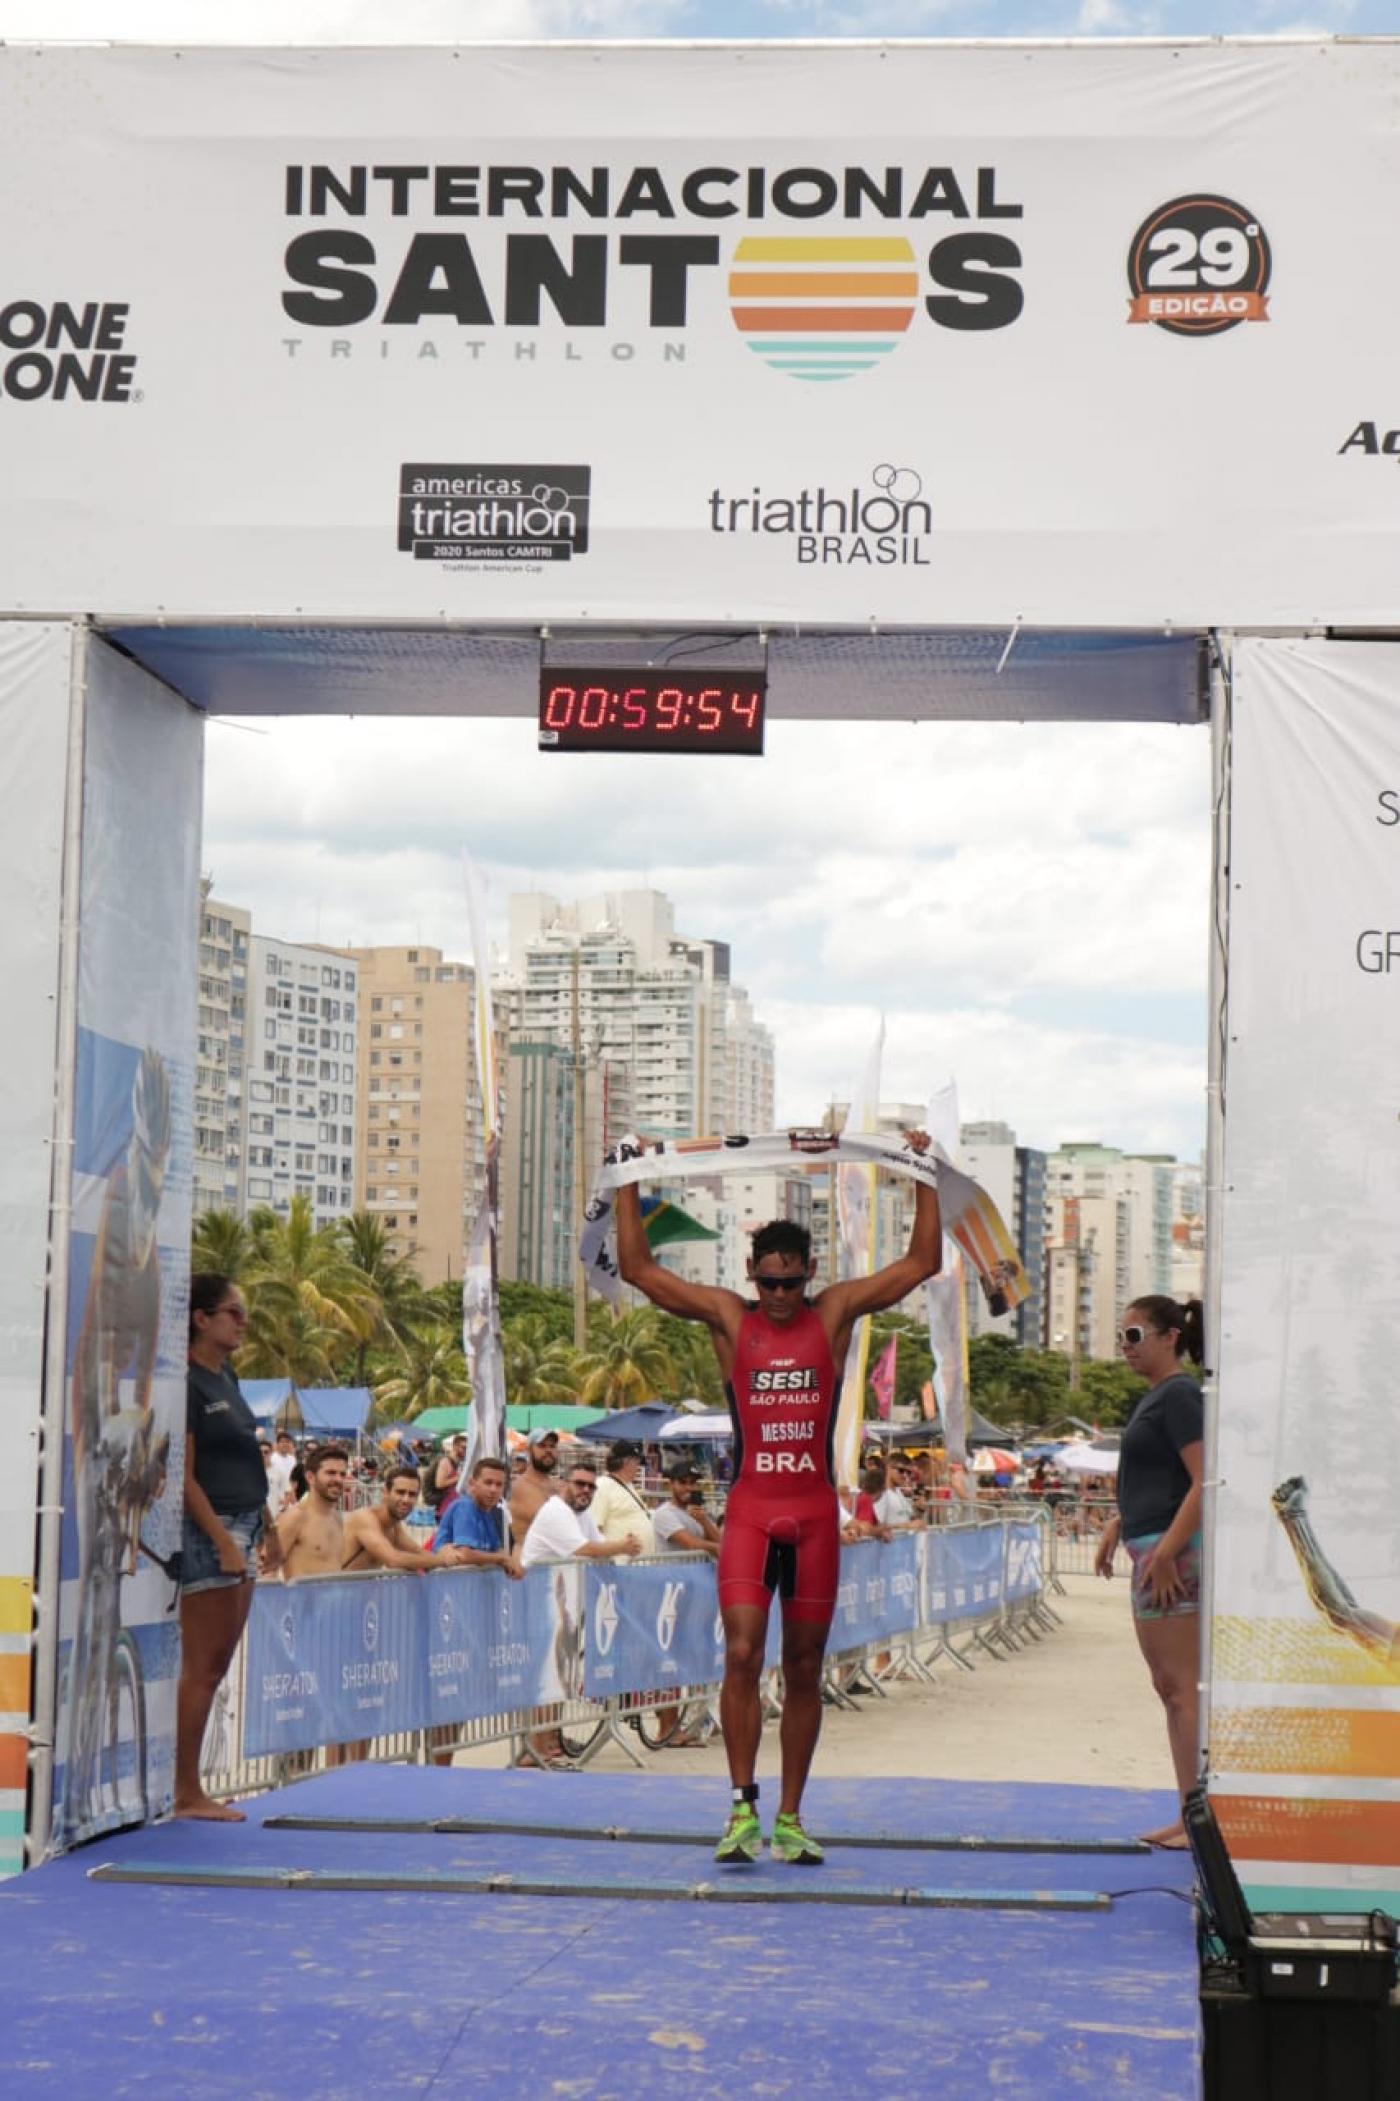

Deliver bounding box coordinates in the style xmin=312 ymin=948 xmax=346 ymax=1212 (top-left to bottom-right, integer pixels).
xmin=922 ymin=1523 xmax=1007 ymax=1625
xmin=1004 ymin=1521 xmax=1044 ymax=1604
xmin=244 ymin=1524 xmax=1037 ymax=1756
xmin=584 ymin=1560 xmax=725 ymax=1700
xmin=830 ymin=1535 xmax=922 ymax=1652
xmin=244 ymin=1567 xmax=580 ymax=1756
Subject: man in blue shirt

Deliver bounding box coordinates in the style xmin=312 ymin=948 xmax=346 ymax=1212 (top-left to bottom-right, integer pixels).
xmin=431 ymin=1455 xmax=523 ymax=1578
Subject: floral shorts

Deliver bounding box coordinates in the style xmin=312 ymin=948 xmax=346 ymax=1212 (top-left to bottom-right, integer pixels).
xmin=1125 ymin=1529 xmax=1202 ymax=1621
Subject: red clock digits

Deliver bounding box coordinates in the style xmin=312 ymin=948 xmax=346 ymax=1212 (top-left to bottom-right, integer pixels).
xmin=655 ymin=687 xmax=683 ymax=730
xmin=543 ymin=684 xmax=577 ymax=729
xmin=731 ymin=688 xmax=760 ymax=730
xmin=695 ymin=688 xmax=723 ymax=730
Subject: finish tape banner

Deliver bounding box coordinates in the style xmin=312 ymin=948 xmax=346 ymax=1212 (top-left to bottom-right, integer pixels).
xmin=581 ymin=1128 xmax=1028 ymax=1314
xmin=244 ymin=1525 xmax=1035 ymax=1754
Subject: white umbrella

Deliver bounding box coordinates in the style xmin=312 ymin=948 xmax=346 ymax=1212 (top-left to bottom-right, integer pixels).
xmin=1055 ymin=1443 xmax=1120 ymax=1475
xmin=658 ymin=1411 xmax=732 ymax=1440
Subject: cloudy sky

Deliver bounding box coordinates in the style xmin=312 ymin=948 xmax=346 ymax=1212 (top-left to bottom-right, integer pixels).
xmin=11 ymin=0 xmax=1314 ymax=1160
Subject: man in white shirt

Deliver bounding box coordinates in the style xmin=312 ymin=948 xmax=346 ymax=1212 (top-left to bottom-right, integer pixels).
xmin=874 ymin=1458 xmax=919 ymax=1531
xmin=590 ymin=1440 xmax=657 ymax=1556
xmin=520 ymin=1461 xmax=643 ymax=1570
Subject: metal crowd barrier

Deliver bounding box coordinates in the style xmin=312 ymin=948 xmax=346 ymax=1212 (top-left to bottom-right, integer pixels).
xmin=199 ymin=1511 xmax=1059 ymax=1803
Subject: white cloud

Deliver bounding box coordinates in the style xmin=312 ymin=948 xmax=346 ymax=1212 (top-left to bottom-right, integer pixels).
xmin=203 ymin=710 xmax=1211 ymax=1162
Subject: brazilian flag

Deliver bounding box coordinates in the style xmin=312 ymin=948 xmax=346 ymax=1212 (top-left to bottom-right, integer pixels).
xmin=642 ymin=1195 xmax=720 ymax=1248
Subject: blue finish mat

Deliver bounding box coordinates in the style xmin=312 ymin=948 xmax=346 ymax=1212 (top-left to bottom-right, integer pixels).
xmin=0 ymin=1769 xmax=1200 ymax=2100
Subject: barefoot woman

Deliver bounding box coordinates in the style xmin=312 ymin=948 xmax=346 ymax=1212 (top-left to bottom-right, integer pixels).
xmin=174 ymin=1273 xmax=282 ymax=1819
xmin=1094 ymin=1295 xmax=1205 ymax=1848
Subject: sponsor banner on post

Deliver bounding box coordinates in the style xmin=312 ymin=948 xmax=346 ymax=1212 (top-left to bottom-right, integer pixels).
xmin=1 ymin=43 xmax=1399 ymax=626
xmin=1212 ymin=639 xmax=1400 ymax=1915
xmin=583 ymin=1559 xmax=726 ymax=1701
xmin=51 ymin=640 xmax=200 ymax=1854
xmin=0 ymin=623 xmax=71 ymax=1876
xmin=1004 ymin=1522 xmax=1044 ymax=1604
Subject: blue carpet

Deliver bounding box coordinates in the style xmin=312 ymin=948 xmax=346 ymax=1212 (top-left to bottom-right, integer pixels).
xmin=0 ymin=1769 xmax=1199 ymax=2100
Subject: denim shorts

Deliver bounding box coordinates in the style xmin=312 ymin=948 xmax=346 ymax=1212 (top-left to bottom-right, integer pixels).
xmin=181 ymin=1506 xmax=264 ymax=1594
xmin=1125 ymin=1529 xmax=1202 ymax=1621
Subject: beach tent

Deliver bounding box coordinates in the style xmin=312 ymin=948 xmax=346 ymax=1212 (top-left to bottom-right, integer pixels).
xmin=658 ymin=1412 xmax=732 ymax=1441
xmin=573 ymin=1401 xmax=680 ymax=1441
xmin=239 ymin=1381 xmax=372 ymax=1436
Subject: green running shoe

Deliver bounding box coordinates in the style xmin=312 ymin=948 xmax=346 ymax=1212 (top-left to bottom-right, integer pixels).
xmin=714 ymin=1800 xmax=763 ymax=1865
xmin=769 ymin=1812 xmax=824 ymax=1866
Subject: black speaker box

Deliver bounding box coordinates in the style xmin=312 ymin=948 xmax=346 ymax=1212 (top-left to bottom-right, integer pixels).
xmin=1202 ymin=1979 xmax=1400 ymax=2101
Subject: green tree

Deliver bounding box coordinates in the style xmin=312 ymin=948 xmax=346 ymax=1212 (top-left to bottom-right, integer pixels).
xmin=336 ymin=1210 xmax=427 ymax=1380
xmin=576 ymin=1307 xmax=678 ymax=1412
xmin=500 ymin=1280 xmax=573 ymax=1343
xmin=192 ymin=1208 xmax=254 ymax=1280
xmin=237 ymin=1194 xmax=382 ymax=1383
xmin=502 ymin=1315 xmax=583 ymax=1408
xmin=1077 ymin=1357 xmax=1147 ymax=1429
xmin=967 ymin=1334 xmax=1072 ymax=1432
xmin=371 ymin=1325 xmax=471 ymax=1425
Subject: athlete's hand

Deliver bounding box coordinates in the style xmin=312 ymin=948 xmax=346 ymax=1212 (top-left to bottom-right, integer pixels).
xmin=902 ymin=1128 xmax=932 ymax=1154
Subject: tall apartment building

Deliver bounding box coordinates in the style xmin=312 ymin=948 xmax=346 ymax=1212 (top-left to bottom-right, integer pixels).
xmin=347 ymin=946 xmax=486 ymax=1285
xmin=244 ymin=936 xmax=358 ymax=1226
xmin=1170 ymin=1158 xmax=1206 ymax=1306
xmin=498 ymin=1037 xmax=607 ymax=1291
xmin=194 ymin=889 xmax=250 ymax=1217
xmin=958 ymin=1120 xmax=1047 ymax=1350
xmin=500 ymin=889 xmax=774 ymax=1150
xmin=1042 ymin=1142 xmax=1177 ymax=1365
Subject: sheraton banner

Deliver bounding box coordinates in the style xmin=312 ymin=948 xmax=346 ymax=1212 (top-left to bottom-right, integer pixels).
xmin=2 ymin=41 xmax=1400 ymax=628
xmin=242 ymin=1526 xmax=1030 ymax=1756
xmin=1210 ymin=638 xmax=1400 ymax=1916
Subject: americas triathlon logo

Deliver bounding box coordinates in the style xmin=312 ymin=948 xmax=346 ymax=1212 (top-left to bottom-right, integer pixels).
xmin=397 ymin=463 xmax=591 ymax=565
xmin=1126 ymin=195 xmax=1271 ymax=338
xmin=281 ymin=158 xmax=1024 ymax=385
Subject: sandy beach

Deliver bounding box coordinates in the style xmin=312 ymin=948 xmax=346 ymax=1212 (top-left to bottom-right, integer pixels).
xmin=459 ymin=1570 xmax=1178 ymax=1790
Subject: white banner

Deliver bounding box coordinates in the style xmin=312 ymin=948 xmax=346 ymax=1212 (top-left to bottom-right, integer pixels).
xmin=1 ymin=42 xmax=1400 ymax=627
xmin=1211 ymin=638 xmax=1400 ymax=1914
xmin=52 ymin=641 xmax=201 ymax=1853
xmin=461 ymin=855 xmax=505 ymax=1478
xmin=0 ymin=622 xmax=73 ymax=1876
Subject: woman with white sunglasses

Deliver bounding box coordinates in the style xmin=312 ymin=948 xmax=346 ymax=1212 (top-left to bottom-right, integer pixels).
xmin=1094 ymin=1295 xmax=1205 ymax=1848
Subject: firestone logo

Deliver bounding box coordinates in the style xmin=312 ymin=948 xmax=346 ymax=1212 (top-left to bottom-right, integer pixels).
xmin=0 ymin=300 xmax=141 ymax=402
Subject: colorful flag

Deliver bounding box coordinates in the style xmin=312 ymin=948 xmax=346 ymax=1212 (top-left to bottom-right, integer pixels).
xmin=834 ymin=1016 xmax=884 ymax=1487
xmin=869 ymin=1335 xmax=897 ymax=1421
xmin=642 ymin=1195 xmax=720 ymax=1248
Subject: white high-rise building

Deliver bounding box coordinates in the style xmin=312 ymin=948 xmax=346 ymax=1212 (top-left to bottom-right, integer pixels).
xmin=244 ymin=935 xmax=359 ymax=1226
xmin=499 ymin=889 xmax=774 ymax=1147
xmin=1043 ymin=1142 xmax=1177 ymax=1365
xmin=194 ymin=889 xmax=250 ymax=1217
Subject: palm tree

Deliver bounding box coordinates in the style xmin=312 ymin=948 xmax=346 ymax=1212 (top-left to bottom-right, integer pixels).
xmin=502 ymin=1316 xmax=583 ymax=1409
xmin=371 ymin=1325 xmax=471 ymax=1425
xmin=241 ymin=1194 xmax=383 ymax=1384
xmin=575 ymin=1307 xmax=679 ymax=1413
xmin=192 ymin=1208 xmax=254 ymax=1279
xmin=336 ymin=1210 xmax=426 ymax=1381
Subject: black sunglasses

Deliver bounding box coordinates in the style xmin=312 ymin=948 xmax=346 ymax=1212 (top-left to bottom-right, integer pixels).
xmin=1119 ymin=1324 xmax=1147 ymax=1347
xmin=753 ymin=1273 xmax=806 ymax=1293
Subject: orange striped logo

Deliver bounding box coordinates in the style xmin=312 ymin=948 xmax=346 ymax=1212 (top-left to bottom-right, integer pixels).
xmin=728 ymin=236 xmax=918 ymax=383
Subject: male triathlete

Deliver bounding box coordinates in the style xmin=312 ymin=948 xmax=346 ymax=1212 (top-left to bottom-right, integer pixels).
xmin=616 ymin=1134 xmax=940 ymax=1865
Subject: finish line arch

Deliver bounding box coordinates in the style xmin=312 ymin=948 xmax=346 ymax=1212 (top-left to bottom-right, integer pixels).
xmin=3 ymin=38 xmax=1399 ymax=1926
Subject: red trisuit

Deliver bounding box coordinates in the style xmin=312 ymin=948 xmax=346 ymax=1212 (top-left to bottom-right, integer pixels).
xmin=718 ymin=1303 xmax=842 ymax=1625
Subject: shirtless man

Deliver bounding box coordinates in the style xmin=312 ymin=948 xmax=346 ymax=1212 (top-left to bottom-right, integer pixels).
xmin=342 ymin=1464 xmax=463 ymax=1573
xmin=507 ymin=1428 xmax=562 ymax=1548
xmin=616 ymin=1132 xmax=940 ymax=1866
xmin=275 ymin=1443 xmax=349 ymax=1578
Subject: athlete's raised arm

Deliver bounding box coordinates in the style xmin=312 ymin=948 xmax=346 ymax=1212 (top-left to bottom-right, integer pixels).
xmin=615 ymin=1179 xmax=743 ymax=1339
xmin=816 ymin=1131 xmax=942 ymax=1347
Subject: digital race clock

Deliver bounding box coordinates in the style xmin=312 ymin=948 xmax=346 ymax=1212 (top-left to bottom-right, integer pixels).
xmin=538 ymin=668 xmax=767 ymax=755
